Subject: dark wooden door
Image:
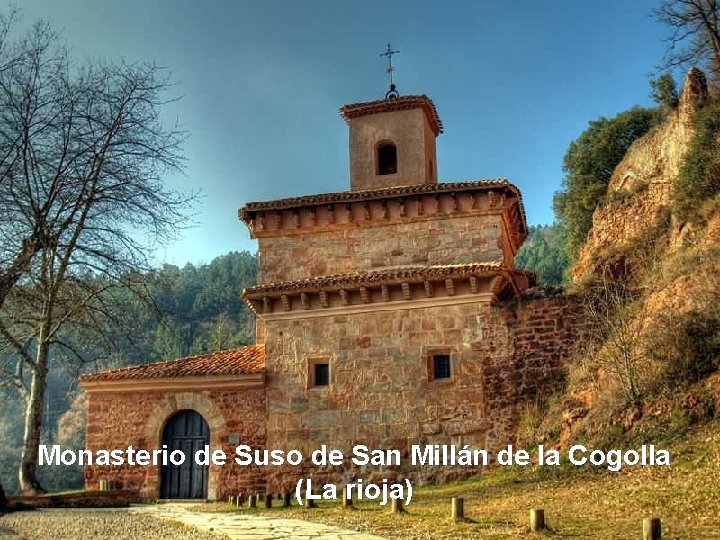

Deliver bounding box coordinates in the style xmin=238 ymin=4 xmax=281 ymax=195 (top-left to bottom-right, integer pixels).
xmin=160 ymin=410 xmax=209 ymax=499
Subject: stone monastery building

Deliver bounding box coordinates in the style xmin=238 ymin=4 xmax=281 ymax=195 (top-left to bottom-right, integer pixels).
xmin=81 ymin=91 xmax=583 ymax=501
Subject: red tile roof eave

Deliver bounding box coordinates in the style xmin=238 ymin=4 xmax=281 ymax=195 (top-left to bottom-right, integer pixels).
xmin=240 ymin=266 xmax=534 ymax=316
xmin=238 ymin=180 xmax=527 ymax=234
xmin=80 ymin=372 xmax=265 ymax=394
xmin=79 ymin=345 xmax=265 ymax=383
xmin=242 ymin=263 xmax=532 ymax=298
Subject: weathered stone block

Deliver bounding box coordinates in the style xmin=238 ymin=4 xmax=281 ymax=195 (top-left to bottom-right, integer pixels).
xmin=303 ymin=410 xmax=341 ymax=428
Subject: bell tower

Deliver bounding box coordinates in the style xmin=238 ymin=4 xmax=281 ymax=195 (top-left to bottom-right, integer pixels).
xmin=340 ymin=96 xmax=442 ymax=191
xmin=339 ymin=44 xmax=443 ymax=192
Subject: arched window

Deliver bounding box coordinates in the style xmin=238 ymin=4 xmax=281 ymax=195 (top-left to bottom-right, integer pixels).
xmin=376 ymin=142 xmax=397 ymax=175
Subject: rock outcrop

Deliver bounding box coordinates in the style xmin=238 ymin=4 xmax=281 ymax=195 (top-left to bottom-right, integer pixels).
xmin=572 ymin=68 xmax=709 ymax=282
xmin=559 ymin=68 xmax=719 ymax=445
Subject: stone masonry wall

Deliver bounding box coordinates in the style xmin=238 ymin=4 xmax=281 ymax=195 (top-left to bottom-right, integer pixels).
xmin=261 ymin=291 xmax=584 ymax=491
xmin=84 ymin=388 xmax=266 ymax=501
xmin=258 ymin=213 xmax=506 ymax=284
xmin=507 ymin=290 xmax=588 ymax=402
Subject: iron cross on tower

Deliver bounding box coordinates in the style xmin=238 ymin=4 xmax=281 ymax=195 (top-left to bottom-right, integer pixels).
xmin=380 ymin=43 xmax=400 ymax=99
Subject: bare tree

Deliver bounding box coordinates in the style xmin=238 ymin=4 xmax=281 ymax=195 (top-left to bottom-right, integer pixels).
xmin=582 ymin=272 xmax=646 ymax=404
xmin=0 ymin=8 xmax=29 ymax=310
xmin=0 ymin=20 xmax=193 ymax=493
xmin=0 ymin=6 xmax=25 ymax=508
xmin=655 ymin=0 xmax=720 ymax=80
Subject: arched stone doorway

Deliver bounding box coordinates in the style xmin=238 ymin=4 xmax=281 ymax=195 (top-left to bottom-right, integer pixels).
xmin=145 ymin=392 xmax=226 ymax=500
xmin=160 ymin=410 xmax=209 ymax=499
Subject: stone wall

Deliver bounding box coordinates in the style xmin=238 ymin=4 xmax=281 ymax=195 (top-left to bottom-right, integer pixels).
xmin=258 ymin=213 xmax=507 ymax=283
xmin=507 ymin=290 xmax=588 ymax=402
xmin=84 ymin=388 xmax=266 ymax=501
xmin=260 ymin=291 xmax=585 ymax=491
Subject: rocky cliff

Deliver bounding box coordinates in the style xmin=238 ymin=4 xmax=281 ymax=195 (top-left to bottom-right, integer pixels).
xmin=556 ymin=68 xmax=720 ymax=444
xmin=572 ymin=68 xmax=712 ymax=282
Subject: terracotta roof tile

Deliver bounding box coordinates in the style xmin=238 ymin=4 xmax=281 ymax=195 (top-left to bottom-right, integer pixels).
xmin=240 ymin=178 xmax=522 ymax=214
xmin=80 ymin=345 xmax=264 ymax=382
xmin=339 ymin=95 xmax=443 ymax=135
xmin=243 ymin=262 xmax=519 ymax=297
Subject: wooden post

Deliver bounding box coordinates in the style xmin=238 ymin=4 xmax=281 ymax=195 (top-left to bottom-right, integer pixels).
xmin=530 ymin=509 xmax=545 ymax=532
xmin=391 ymin=498 xmax=403 ymax=513
xmin=451 ymin=497 xmax=464 ymax=521
xmin=248 ymin=494 xmax=257 ymax=508
xmin=283 ymin=493 xmax=291 ymax=507
xmin=264 ymin=493 xmax=272 ymax=508
xmin=228 ymin=495 xmax=235 ymax=505
xmin=643 ymin=517 xmax=661 ymax=540
xmin=99 ymin=479 xmax=109 ymax=491
xmin=236 ymin=493 xmax=245 ymax=507
xmin=342 ymin=494 xmax=353 ymax=508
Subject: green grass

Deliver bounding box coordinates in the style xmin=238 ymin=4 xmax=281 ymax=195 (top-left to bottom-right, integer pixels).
xmin=195 ymin=420 xmax=720 ymax=539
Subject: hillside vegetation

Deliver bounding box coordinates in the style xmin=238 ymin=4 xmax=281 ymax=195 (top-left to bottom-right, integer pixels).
xmin=515 ymin=224 xmax=569 ymax=286
xmin=523 ymin=69 xmax=719 ymax=454
xmin=540 ymin=68 xmax=720 ymax=453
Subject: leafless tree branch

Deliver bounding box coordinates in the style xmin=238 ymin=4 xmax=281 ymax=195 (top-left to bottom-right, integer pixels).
xmin=0 ymin=15 xmax=195 ymax=493
xmin=654 ymin=0 xmax=720 ymax=81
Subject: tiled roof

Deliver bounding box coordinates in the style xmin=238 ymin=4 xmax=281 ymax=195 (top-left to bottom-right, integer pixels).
xmin=80 ymin=345 xmax=265 ymax=382
xmin=244 ymin=262 xmax=520 ymax=297
xmin=240 ymin=178 xmax=521 ymax=213
xmin=339 ymin=95 xmax=443 ymax=135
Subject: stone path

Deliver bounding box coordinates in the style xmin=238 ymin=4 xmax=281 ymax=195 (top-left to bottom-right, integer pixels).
xmin=132 ymin=503 xmax=386 ymax=540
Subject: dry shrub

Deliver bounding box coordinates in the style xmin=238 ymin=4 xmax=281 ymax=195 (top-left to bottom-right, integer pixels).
xmin=576 ymin=376 xmax=630 ymax=441
xmin=580 ymin=272 xmax=649 ymax=404
xmin=680 ymin=389 xmax=716 ymax=423
xmin=648 ymin=308 xmax=720 ymax=389
xmin=644 ymin=244 xmax=720 ymax=390
xmin=516 ymin=393 xmax=564 ymax=448
xmin=544 ymin=199 xmax=718 ymax=447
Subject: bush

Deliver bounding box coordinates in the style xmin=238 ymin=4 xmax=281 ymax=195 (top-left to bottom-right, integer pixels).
xmin=674 ymin=98 xmax=720 ymax=220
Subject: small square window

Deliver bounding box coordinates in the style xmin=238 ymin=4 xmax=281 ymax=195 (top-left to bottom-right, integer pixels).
xmin=432 ymin=354 xmax=451 ymax=380
xmin=313 ymin=363 xmax=329 ymax=387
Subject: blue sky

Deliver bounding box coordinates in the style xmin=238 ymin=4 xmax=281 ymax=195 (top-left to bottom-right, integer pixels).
xmin=7 ymin=0 xmax=671 ymax=266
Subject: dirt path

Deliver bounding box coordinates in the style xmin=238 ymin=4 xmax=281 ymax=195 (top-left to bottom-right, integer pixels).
xmin=133 ymin=503 xmax=386 ymax=540
xmin=0 ymin=507 xmax=227 ymax=539
xmin=0 ymin=503 xmax=384 ymax=540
